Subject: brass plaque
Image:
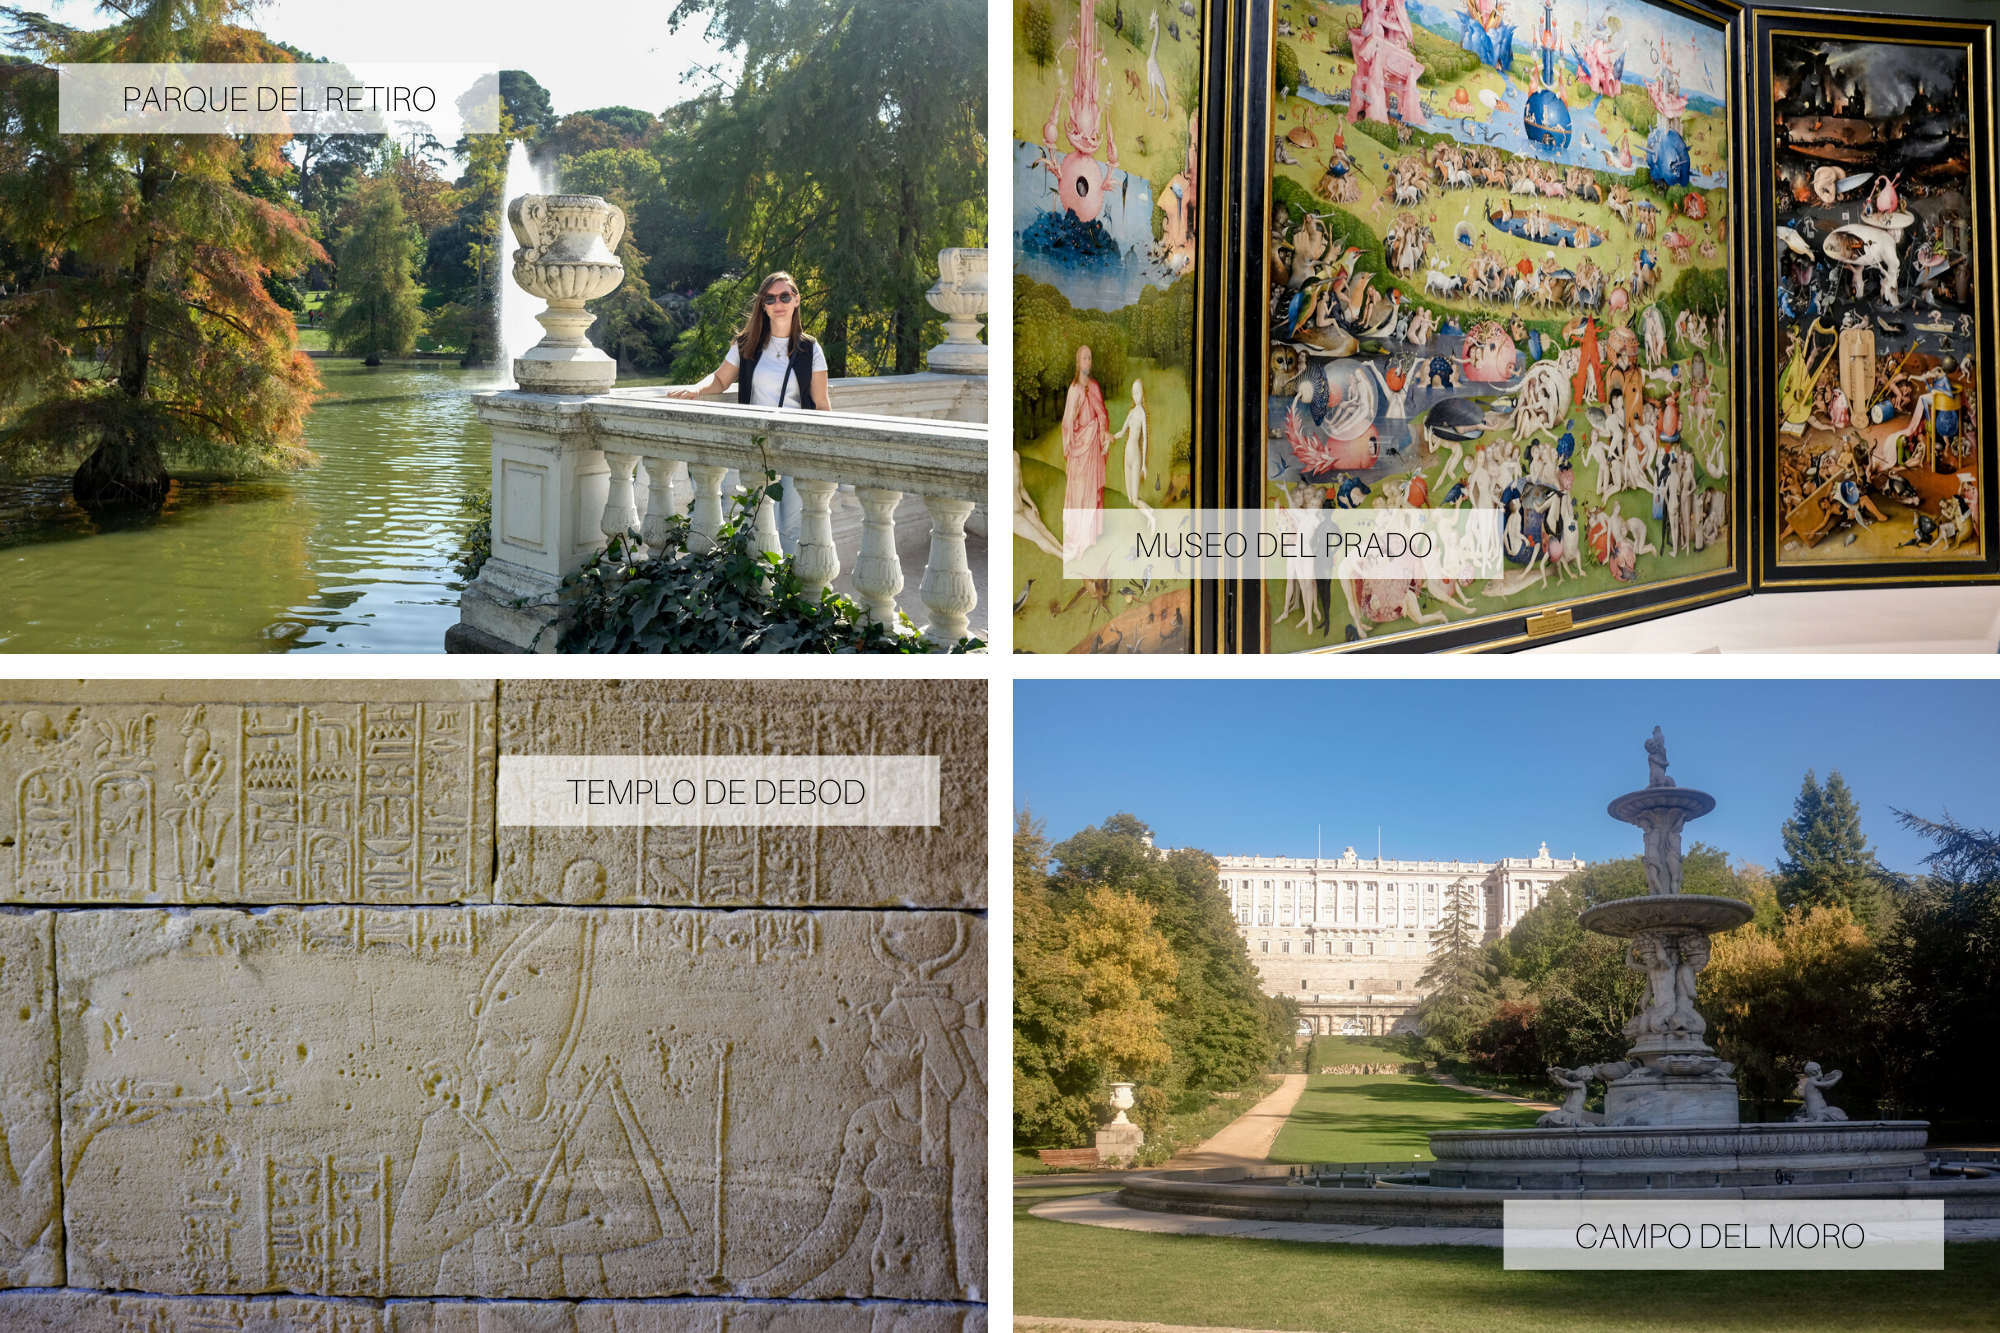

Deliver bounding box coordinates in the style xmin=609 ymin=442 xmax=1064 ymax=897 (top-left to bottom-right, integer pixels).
xmin=1524 ymin=608 xmax=1574 ymax=638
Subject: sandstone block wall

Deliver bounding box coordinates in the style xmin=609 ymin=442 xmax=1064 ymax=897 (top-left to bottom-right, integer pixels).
xmin=0 ymin=681 xmax=986 ymax=1331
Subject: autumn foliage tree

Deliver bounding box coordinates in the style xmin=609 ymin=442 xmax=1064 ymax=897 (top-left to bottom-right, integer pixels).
xmin=1704 ymin=893 xmax=1885 ymax=1117
xmin=0 ymin=0 xmax=323 ymax=510
xmin=1013 ymin=811 xmax=1180 ymax=1148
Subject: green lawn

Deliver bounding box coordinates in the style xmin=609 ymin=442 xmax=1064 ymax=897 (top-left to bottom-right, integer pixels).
xmin=1307 ymin=1034 xmax=1426 ymax=1068
xmin=1267 ymin=1074 xmax=1544 ymax=1165
xmin=1014 ymin=1213 xmax=2000 ymax=1333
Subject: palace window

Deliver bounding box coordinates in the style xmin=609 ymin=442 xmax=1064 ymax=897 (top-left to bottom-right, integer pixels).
xmin=1396 ymin=980 xmax=1404 ymax=991
xmin=1282 ymin=940 xmax=1291 ymax=953
xmin=1344 ymin=940 xmax=1354 ymax=954
xmin=1259 ymin=941 xmax=1269 ymax=952
xmin=1348 ymin=980 xmax=1356 ymax=990
xmin=1303 ymin=939 xmax=1313 ymax=953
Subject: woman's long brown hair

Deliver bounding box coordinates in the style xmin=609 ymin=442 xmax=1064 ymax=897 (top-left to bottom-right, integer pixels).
xmin=733 ymin=271 xmax=806 ymax=365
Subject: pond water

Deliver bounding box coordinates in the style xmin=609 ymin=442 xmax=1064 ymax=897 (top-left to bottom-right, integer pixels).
xmin=0 ymin=361 xmax=491 ymax=653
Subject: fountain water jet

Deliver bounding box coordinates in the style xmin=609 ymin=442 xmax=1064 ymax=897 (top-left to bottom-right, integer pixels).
xmin=495 ymin=140 xmax=546 ymax=386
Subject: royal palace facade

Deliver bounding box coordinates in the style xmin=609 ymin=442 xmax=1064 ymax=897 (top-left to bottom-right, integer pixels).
xmin=1215 ymin=844 xmax=1586 ymax=1038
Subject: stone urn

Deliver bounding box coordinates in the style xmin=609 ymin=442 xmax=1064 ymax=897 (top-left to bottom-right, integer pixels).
xmin=506 ymin=193 xmax=626 ymax=392
xmin=1097 ymin=1081 xmax=1144 ymax=1164
xmin=924 ymin=247 xmax=988 ymax=374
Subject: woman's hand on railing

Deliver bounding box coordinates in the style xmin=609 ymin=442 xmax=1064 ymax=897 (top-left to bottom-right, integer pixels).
xmin=664 ymin=385 xmax=708 ymax=399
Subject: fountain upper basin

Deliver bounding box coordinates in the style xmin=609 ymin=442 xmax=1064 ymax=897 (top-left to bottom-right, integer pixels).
xmin=1579 ymin=893 xmax=1755 ymax=937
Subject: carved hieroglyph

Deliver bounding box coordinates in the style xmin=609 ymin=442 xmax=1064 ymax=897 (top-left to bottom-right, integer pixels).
xmin=496 ymin=682 xmax=984 ymax=908
xmin=56 ymin=906 xmax=986 ymax=1301
xmin=0 ymin=683 xmax=497 ymax=905
xmin=0 ymin=1292 xmax=989 ymax=1331
xmin=0 ymin=910 xmax=58 ymax=1287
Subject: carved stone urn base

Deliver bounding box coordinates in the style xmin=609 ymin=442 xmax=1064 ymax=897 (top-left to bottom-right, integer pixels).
xmin=513 ymin=347 xmax=617 ymax=394
xmin=513 ymin=305 xmax=617 ymax=393
xmin=1603 ymin=1066 xmax=1741 ymax=1127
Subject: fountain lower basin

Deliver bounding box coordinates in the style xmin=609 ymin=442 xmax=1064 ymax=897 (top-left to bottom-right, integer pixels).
xmin=1427 ymin=1120 xmax=1933 ymax=1189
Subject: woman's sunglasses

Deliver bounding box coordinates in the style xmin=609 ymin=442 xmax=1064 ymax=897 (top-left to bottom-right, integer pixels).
xmin=763 ymin=291 xmax=797 ymax=306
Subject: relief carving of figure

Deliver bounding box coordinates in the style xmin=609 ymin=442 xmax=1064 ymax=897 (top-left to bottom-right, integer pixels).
xmin=392 ymin=916 xmax=688 ymax=1297
xmin=749 ymin=923 xmax=985 ymax=1302
xmin=1790 ymin=1062 xmax=1849 ymax=1123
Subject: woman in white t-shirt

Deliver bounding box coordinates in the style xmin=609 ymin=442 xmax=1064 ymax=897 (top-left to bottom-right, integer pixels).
xmin=670 ymin=271 xmax=832 ymax=552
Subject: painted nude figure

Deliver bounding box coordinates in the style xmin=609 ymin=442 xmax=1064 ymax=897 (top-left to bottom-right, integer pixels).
xmin=1112 ymin=378 xmax=1155 ymax=530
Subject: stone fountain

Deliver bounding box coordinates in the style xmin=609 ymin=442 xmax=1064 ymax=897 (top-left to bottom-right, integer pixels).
xmin=1427 ymin=727 xmax=1930 ymax=1190
xmin=1097 ymin=729 xmax=2000 ymax=1229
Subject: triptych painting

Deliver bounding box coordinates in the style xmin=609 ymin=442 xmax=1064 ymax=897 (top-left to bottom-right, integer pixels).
xmin=1012 ymin=0 xmax=1998 ymax=652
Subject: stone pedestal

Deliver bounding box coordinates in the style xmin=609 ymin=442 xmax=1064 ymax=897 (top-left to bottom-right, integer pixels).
xmin=1602 ymin=1067 xmax=1741 ymax=1127
xmin=923 ymin=248 xmax=988 ymax=375
xmin=1095 ymin=1122 xmax=1145 ymax=1165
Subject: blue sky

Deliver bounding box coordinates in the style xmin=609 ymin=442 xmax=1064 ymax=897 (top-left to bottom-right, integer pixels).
xmin=1015 ymin=680 xmax=2000 ymax=876
xmin=10 ymin=0 xmax=735 ymax=123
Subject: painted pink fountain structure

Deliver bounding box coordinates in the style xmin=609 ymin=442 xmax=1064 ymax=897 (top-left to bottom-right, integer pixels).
xmin=1039 ymin=0 xmax=1120 ymax=223
xmin=1347 ymin=0 xmax=1428 ymax=127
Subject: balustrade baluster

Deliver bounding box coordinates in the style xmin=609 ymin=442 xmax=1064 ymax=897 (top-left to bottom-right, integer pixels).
xmin=601 ymin=452 xmax=640 ymax=550
xmin=851 ymin=488 xmax=905 ymax=627
xmin=918 ymin=496 xmax=978 ymax=646
xmin=793 ymin=478 xmax=842 ymax=597
xmin=687 ymin=464 xmax=729 ymax=552
xmin=640 ymin=458 xmax=690 ymax=553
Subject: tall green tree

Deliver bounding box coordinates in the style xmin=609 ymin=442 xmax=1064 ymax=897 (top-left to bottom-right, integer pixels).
xmin=427 ymin=115 xmax=512 ymax=366
xmin=498 ymin=70 xmax=555 ymax=141
xmin=664 ymin=0 xmax=986 ymax=377
xmin=1881 ymin=810 xmax=2000 ymax=1126
xmin=325 ymin=178 xmax=423 ymax=365
xmin=0 ymin=0 xmax=322 ymax=510
xmin=560 ymin=149 xmax=685 ymax=371
xmin=1415 ymin=877 xmax=1492 ymax=1059
xmin=1777 ymin=769 xmax=1890 ymax=934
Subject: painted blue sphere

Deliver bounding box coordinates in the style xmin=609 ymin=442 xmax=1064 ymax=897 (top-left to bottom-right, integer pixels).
xmin=1524 ymin=87 xmax=1573 ymax=151
xmin=1647 ymin=127 xmax=1690 ymax=186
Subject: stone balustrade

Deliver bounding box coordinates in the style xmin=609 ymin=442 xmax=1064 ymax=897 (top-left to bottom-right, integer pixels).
xmin=458 ymin=388 xmax=986 ymax=651
xmin=452 ymin=226 xmax=989 ymax=654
